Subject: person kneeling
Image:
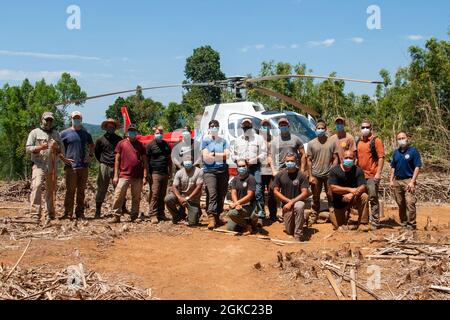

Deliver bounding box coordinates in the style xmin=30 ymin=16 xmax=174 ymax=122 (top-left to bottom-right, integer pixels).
xmin=273 ymin=153 xmax=311 ymax=242
xmin=328 ymin=150 xmax=370 ymax=232
xmin=227 ymin=160 xmax=258 ymax=235
xmin=164 ymin=158 xmax=204 ymax=226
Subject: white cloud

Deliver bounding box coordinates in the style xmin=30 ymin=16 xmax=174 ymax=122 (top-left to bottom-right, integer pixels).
xmin=273 ymin=44 xmax=287 ymax=49
xmin=290 ymin=44 xmax=300 ymax=49
xmin=0 ymin=49 xmax=102 ymax=61
xmin=351 ymin=37 xmax=364 ymax=44
xmin=254 ymin=44 xmax=265 ymax=50
xmin=240 ymin=44 xmax=265 ymax=53
xmin=307 ymin=38 xmax=336 ymax=48
xmin=0 ymin=69 xmax=82 ymax=81
xmin=407 ymin=35 xmax=424 ymax=41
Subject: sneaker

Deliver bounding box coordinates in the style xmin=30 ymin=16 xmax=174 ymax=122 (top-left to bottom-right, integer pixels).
xmin=150 ymin=216 xmax=159 ymax=224
xmin=138 ymin=214 xmax=146 ymax=222
xmin=337 ymin=225 xmax=349 ymax=232
xmin=308 ymin=213 xmax=318 ymax=226
xmin=358 ymin=224 xmax=370 ymax=232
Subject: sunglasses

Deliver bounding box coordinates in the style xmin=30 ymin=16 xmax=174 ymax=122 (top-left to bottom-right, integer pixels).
xmin=361 ymin=126 xmax=371 ymax=129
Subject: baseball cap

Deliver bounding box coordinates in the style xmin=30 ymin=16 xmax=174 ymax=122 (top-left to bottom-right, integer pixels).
xmin=42 ymin=112 xmax=55 ymax=120
xmin=71 ymin=111 xmax=82 ymax=118
xmin=278 ymin=117 xmax=289 ymax=125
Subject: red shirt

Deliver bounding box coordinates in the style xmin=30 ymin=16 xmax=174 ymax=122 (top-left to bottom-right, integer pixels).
xmin=115 ymin=139 xmax=146 ymax=179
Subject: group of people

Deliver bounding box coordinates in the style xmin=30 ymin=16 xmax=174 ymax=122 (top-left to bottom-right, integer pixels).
xmin=26 ymin=111 xmax=423 ymax=241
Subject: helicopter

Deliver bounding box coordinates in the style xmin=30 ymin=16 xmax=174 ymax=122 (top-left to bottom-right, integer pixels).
xmin=56 ymin=73 xmax=382 ymax=174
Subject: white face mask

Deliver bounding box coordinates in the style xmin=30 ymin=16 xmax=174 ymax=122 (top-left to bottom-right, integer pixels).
xmin=398 ymin=139 xmax=408 ymax=147
xmin=361 ymin=128 xmax=371 ymax=137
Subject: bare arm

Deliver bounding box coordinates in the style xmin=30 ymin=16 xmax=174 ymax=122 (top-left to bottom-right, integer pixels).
xmin=236 ymin=190 xmax=255 ymax=206
xmin=187 ymin=184 xmax=203 ymax=200
xmin=299 ymin=148 xmax=306 ymax=173
xmin=274 ymin=187 xmax=291 ymax=204
xmin=332 ymin=153 xmax=339 ymax=166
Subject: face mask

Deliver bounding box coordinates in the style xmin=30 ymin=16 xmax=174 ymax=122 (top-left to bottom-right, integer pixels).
xmin=210 ymin=127 xmax=219 ymax=135
xmin=106 ymin=127 xmax=115 ymax=134
xmin=155 ymin=134 xmax=163 ymax=140
xmin=285 ymin=161 xmax=297 ymax=169
xmin=128 ymin=131 xmax=137 ymax=139
xmin=72 ymin=119 xmax=82 ymax=126
xmin=316 ymin=129 xmax=326 ymax=137
xmin=182 ymin=131 xmax=191 ymax=140
xmin=280 ymin=126 xmax=289 ymax=134
xmin=261 ymin=126 xmax=270 ymax=133
xmin=336 ymin=124 xmax=345 ymax=132
xmin=361 ymin=128 xmax=371 ymax=137
xmin=398 ymin=139 xmax=408 ymax=147
xmin=183 ymin=160 xmax=193 ymax=169
xmin=242 ymin=127 xmax=252 ymax=133
xmin=343 ymin=159 xmax=354 ymax=169
xmin=237 ymin=167 xmax=248 ymax=175
xmin=41 ymin=120 xmax=53 ymax=131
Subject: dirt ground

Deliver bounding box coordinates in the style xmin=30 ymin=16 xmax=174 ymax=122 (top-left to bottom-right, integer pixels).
xmin=1 ymin=197 xmax=449 ymax=300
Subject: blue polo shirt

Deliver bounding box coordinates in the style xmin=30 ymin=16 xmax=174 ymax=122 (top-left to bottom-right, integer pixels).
xmin=201 ymin=136 xmax=230 ymax=172
xmin=61 ymin=128 xmax=93 ymax=169
xmin=390 ymin=146 xmax=422 ymax=179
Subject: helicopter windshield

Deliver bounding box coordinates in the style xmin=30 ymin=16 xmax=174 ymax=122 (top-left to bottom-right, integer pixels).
xmin=272 ymin=114 xmax=317 ymax=143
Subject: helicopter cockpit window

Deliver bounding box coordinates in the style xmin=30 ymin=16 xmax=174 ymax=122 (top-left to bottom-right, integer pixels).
xmin=228 ymin=114 xmax=262 ymax=138
xmin=272 ymin=114 xmax=317 ymax=143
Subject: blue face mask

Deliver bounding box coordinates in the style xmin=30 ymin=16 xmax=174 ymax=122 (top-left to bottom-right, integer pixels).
xmin=210 ymin=127 xmax=219 ymax=135
xmin=237 ymin=167 xmax=248 ymax=175
xmin=336 ymin=124 xmax=345 ymax=132
xmin=285 ymin=161 xmax=297 ymax=169
xmin=155 ymin=134 xmax=163 ymax=140
xmin=343 ymin=159 xmax=354 ymax=168
xmin=182 ymin=131 xmax=191 ymax=140
xmin=128 ymin=131 xmax=137 ymax=139
xmin=316 ymin=128 xmax=326 ymax=137
xmin=280 ymin=126 xmax=289 ymax=134
xmin=183 ymin=160 xmax=193 ymax=169
xmin=73 ymin=119 xmax=82 ymax=126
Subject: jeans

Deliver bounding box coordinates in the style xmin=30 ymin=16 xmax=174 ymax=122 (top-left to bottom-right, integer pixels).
xmin=248 ymin=165 xmax=265 ymax=218
xmin=284 ymin=201 xmax=308 ymax=238
xmin=64 ymin=167 xmax=89 ymax=218
xmin=226 ymin=203 xmax=257 ymax=231
xmin=204 ymin=170 xmax=229 ymax=217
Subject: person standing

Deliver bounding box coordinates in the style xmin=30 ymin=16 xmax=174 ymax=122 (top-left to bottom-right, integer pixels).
xmin=271 ymin=117 xmax=306 ymax=175
xmin=356 ymin=120 xmax=385 ymax=231
xmin=60 ymin=111 xmax=94 ymax=220
xmin=273 ymin=153 xmax=311 ymax=242
xmin=202 ymin=120 xmax=230 ymax=230
xmin=172 ymin=125 xmax=201 ymax=170
xmin=330 ymin=116 xmax=357 ymax=163
xmin=147 ymin=126 xmax=172 ymax=224
xmin=26 ymin=112 xmax=66 ymax=224
xmin=94 ymin=119 xmax=123 ymax=218
xmin=110 ymin=124 xmax=148 ymax=223
xmin=226 ymin=159 xmax=258 ymax=235
xmin=328 ymin=150 xmax=370 ymax=231
xmin=307 ymin=120 xmax=339 ymax=224
xmin=230 ymin=118 xmax=267 ymax=226
xmin=390 ymin=132 xmax=422 ymax=230
xmin=260 ymin=119 xmax=278 ymax=222
xmin=164 ymin=156 xmax=204 ymax=226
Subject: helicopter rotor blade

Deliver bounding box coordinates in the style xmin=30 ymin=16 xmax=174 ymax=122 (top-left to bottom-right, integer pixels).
xmin=54 ymin=82 xmax=216 ymax=107
xmin=252 ymin=86 xmax=319 ymax=116
xmin=247 ymin=74 xmax=383 ymax=85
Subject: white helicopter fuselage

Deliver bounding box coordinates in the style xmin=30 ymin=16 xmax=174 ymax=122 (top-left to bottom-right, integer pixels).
xmin=197 ymin=101 xmax=318 ymax=168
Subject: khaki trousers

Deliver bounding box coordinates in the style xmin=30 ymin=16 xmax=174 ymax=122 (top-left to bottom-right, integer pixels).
xmin=30 ymin=165 xmax=56 ymax=219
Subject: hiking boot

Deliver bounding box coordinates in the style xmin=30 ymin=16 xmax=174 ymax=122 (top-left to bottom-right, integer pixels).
xmin=257 ymin=218 xmax=264 ymax=228
xmin=369 ymin=224 xmax=379 ymax=232
xmin=207 ymin=215 xmax=217 ymax=230
xmin=294 ymin=234 xmax=305 ymax=242
xmin=138 ymin=213 xmax=146 ymax=222
xmin=308 ymin=213 xmax=318 ymax=226
xmin=358 ymin=224 xmax=370 ymax=232
xmin=348 ymin=224 xmax=359 ymax=231
xmin=109 ymin=215 xmax=121 ymax=224
xmin=95 ymin=202 xmax=102 ymax=219
xmin=130 ymin=213 xmax=139 ymax=222
xmin=337 ymin=225 xmax=350 ymax=232
xmin=242 ymin=224 xmax=253 ymax=236
xmin=59 ymin=213 xmax=72 ymax=221
xmin=150 ymin=216 xmax=159 ymax=224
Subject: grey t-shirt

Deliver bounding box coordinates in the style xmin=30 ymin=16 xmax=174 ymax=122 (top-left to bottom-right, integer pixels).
xmin=307 ymin=137 xmax=337 ymax=178
xmin=173 ymin=167 xmax=204 ymax=203
xmin=271 ymin=134 xmax=304 ymax=171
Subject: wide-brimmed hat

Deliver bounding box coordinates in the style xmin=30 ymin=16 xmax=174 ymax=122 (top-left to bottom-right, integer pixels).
xmin=101 ymin=118 xmax=119 ymax=130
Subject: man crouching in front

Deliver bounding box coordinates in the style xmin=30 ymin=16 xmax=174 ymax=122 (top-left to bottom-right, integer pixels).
xmin=273 ymin=153 xmax=311 ymax=242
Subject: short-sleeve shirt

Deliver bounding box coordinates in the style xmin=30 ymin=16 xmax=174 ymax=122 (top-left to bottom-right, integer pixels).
xmin=390 ymin=146 xmax=422 ymax=179
xmin=171 ymin=139 xmax=201 ymax=168
xmin=115 ymin=139 xmax=146 ymax=179
xmin=146 ymin=140 xmax=172 ymax=174
xmin=26 ymin=128 xmax=64 ymax=172
xmin=271 ymin=134 xmax=304 ymax=171
xmin=273 ymin=170 xmax=309 ymax=200
xmin=230 ymin=174 xmax=256 ymax=204
xmin=307 ymin=137 xmax=338 ymax=178
xmin=328 ymin=165 xmax=366 ymax=209
xmin=201 ymin=136 xmax=230 ymax=173
xmin=330 ymin=133 xmax=357 ymax=162
xmin=173 ymin=167 xmax=204 ymax=203
xmin=357 ymin=135 xmax=385 ymax=179
xmin=60 ymin=128 xmax=94 ymax=169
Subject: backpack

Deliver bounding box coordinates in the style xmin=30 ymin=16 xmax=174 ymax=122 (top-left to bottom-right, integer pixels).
xmin=356 ymin=136 xmax=380 ymax=161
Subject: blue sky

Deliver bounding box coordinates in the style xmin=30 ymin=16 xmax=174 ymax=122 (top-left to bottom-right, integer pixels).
xmin=1 ymin=0 xmax=449 ymax=124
